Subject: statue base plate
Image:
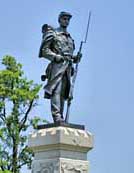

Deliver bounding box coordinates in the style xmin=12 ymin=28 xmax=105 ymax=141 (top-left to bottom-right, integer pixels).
xmin=37 ymin=122 xmax=85 ymax=130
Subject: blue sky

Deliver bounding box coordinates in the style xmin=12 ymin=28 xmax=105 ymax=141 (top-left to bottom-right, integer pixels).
xmin=0 ymin=0 xmax=134 ymax=173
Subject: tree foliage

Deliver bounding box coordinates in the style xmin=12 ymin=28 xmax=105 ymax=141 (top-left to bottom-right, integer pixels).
xmin=0 ymin=55 xmax=42 ymax=173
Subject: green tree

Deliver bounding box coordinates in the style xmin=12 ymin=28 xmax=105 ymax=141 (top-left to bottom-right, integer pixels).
xmin=0 ymin=171 xmax=12 ymax=173
xmin=0 ymin=55 xmax=42 ymax=173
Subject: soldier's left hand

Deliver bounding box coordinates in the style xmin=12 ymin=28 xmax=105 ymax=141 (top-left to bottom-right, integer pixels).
xmin=77 ymin=52 xmax=82 ymax=61
xmin=73 ymin=52 xmax=82 ymax=63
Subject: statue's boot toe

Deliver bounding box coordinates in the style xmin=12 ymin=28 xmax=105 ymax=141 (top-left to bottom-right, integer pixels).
xmin=53 ymin=116 xmax=64 ymax=123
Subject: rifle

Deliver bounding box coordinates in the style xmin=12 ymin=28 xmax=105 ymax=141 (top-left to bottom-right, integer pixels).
xmin=65 ymin=11 xmax=92 ymax=123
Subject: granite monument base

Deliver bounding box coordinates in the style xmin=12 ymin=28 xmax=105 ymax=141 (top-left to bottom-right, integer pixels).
xmin=28 ymin=123 xmax=93 ymax=173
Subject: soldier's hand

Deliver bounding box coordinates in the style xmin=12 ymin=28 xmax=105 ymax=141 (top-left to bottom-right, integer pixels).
xmin=54 ymin=55 xmax=64 ymax=63
xmin=73 ymin=52 xmax=82 ymax=63
xmin=77 ymin=52 xmax=82 ymax=61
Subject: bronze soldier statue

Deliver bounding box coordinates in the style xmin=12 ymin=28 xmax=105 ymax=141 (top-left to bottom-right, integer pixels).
xmin=39 ymin=11 xmax=82 ymax=123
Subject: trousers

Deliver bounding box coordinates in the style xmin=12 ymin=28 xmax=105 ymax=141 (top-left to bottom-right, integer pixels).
xmin=51 ymin=72 xmax=69 ymax=122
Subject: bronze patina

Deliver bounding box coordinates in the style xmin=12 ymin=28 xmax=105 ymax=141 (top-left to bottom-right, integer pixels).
xmin=39 ymin=12 xmax=82 ymax=123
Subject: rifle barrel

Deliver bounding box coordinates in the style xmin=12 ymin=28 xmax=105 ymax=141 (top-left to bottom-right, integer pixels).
xmin=65 ymin=11 xmax=92 ymax=123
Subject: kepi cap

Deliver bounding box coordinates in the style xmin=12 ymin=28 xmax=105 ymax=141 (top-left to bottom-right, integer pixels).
xmin=58 ymin=11 xmax=72 ymax=19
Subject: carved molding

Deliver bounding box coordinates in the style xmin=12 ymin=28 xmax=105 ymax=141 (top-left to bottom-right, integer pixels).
xmin=61 ymin=160 xmax=88 ymax=173
xmin=30 ymin=127 xmax=91 ymax=139
xmin=31 ymin=158 xmax=88 ymax=173
xmin=28 ymin=126 xmax=93 ymax=152
xmin=32 ymin=160 xmax=59 ymax=173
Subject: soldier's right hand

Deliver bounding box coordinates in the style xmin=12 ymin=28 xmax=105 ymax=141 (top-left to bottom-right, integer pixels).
xmin=54 ymin=55 xmax=64 ymax=63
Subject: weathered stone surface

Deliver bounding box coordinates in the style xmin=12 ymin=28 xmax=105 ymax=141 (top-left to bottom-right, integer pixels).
xmin=28 ymin=126 xmax=93 ymax=152
xmin=31 ymin=159 xmax=59 ymax=173
xmin=28 ymin=126 xmax=93 ymax=173
xmin=60 ymin=158 xmax=89 ymax=173
xmin=31 ymin=158 xmax=89 ymax=173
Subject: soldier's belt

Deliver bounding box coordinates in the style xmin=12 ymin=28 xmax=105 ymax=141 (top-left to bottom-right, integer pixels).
xmin=63 ymin=52 xmax=72 ymax=56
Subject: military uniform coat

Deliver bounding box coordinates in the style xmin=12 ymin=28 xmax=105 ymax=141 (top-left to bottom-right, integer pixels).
xmin=39 ymin=27 xmax=75 ymax=99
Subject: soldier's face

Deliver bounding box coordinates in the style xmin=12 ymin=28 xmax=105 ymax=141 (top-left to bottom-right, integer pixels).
xmin=59 ymin=16 xmax=70 ymax=28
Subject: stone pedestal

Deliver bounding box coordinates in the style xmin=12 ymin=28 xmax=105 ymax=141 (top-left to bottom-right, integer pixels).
xmin=28 ymin=123 xmax=93 ymax=173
